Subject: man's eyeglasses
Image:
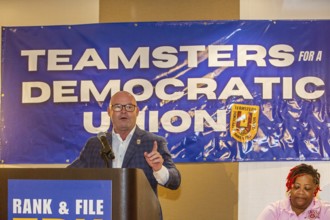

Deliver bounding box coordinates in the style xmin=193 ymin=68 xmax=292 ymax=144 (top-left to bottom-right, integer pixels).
xmin=111 ymin=104 xmax=136 ymax=112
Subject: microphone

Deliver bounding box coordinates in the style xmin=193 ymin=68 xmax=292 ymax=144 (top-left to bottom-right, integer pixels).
xmin=97 ymin=132 xmax=115 ymax=160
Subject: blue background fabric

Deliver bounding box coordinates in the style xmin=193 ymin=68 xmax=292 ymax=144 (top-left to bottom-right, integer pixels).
xmin=1 ymin=20 xmax=329 ymax=163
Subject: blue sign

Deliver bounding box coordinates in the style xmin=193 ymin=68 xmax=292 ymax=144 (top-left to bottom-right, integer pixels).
xmin=8 ymin=180 xmax=112 ymax=220
xmin=1 ymin=20 xmax=330 ymax=163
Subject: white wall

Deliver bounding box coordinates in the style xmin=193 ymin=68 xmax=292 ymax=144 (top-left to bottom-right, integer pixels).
xmin=240 ymin=0 xmax=330 ymax=19
xmin=239 ymin=1 xmax=330 ymax=219
xmin=0 ymin=0 xmax=99 ymax=26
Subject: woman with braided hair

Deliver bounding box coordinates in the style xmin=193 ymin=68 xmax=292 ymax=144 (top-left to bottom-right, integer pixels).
xmin=257 ymin=163 xmax=330 ymax=220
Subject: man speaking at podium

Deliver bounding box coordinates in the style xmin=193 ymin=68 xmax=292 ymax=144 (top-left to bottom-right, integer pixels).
xmin=68 ymin=91 xmax=181 ymax=217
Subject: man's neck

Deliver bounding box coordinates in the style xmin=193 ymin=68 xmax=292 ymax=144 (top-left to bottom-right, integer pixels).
xmin=113 ymin=126 xmax=136 ymax=141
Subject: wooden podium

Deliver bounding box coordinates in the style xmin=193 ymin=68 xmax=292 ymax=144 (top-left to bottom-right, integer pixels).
xmin=0 ymin=168 xmax=161 ymax=220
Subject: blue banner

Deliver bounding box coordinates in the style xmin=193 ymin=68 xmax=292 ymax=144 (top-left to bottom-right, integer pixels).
xmin=8 ymin=179 xmax=112 ymax=219
xmin=1 ymin=20 xmax=330 ymax=163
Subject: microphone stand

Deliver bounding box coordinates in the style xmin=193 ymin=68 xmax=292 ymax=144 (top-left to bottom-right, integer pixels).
xmin=98 ymin=132 xmax=115 ymax=168
xmin=100 ymin=149 xmax=112 ymax=168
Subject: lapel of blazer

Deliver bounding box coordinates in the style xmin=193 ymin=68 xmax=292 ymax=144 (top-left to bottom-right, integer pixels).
xmin=122 ymin=126 xmax=145 ymax=167
xmin=106 ymin=132 xmax=112 ymax=145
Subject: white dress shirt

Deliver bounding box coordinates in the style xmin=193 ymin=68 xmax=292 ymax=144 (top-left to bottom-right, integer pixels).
xmin=111 ymin=126 xmax=169 ymax=185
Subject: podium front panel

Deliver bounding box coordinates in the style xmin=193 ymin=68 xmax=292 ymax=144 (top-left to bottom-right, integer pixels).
xmin=0 ymin=168 xmax=160 ymax=220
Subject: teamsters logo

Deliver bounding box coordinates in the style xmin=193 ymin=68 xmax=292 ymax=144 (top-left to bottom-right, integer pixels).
xmin=230 ymin=104 xmax=259 ymax=143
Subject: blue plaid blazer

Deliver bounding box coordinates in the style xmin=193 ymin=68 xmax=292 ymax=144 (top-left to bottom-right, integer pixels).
xmin=68 ymin=126 xmax=181 ymax=194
